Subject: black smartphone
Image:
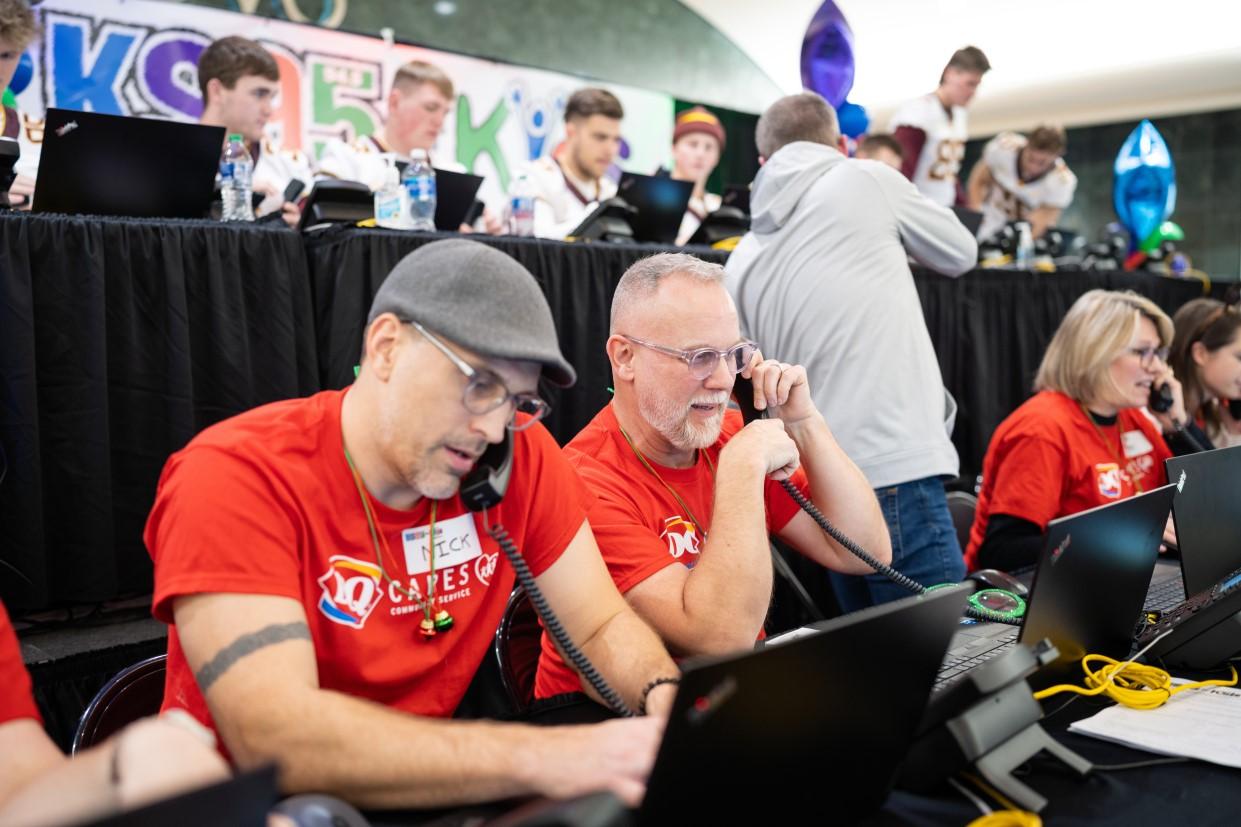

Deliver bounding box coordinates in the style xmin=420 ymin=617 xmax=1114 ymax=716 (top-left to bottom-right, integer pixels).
xmin=283 ymin=179 xmax=306 ymax=204
xmin=1229 ymin=398 xmax=1241 ymax=419
xmin=1149 ymin=382 xmax=1174 ymax=413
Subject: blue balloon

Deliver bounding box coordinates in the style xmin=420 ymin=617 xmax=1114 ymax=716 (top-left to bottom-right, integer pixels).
xmin=800 ymin=2 xmax=855 ymax=108
xmin=837 ymin=101 xmax=869 ymax=139
xmin=1113 ymin=119 xmax=1176 ymax=251
xmin=7 ymin=52 xmax=33 ymax=96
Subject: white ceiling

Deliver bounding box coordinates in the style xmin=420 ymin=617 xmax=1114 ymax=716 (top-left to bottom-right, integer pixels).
xmin=679 ymin=0 xmax=1241 ymax=135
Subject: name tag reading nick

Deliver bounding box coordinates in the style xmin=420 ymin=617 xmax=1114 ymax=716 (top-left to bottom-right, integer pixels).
xmin=402 ymin=513 xmax=483 ymax=575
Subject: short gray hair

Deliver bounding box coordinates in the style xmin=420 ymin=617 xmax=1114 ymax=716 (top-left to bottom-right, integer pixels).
xmin=610 ymin=253 xmax=726 ymax=333
xmin=756 ymin=92 xmax=840 ymax=159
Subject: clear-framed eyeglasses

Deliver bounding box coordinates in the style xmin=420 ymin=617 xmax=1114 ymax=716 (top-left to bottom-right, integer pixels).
xmin=409 ymin=321 xmax=551 ymax=431
xmin=622 ymin=334 xmax=758 ymax=381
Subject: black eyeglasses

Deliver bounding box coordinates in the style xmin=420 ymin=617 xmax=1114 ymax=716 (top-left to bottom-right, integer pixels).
xmin=409 ymin=321 xmax=551 ymax=431
xmin=1127 ymin=345 xmax=1170 ymax=368
xmin=622 ymin=334 xmax=758 ymax=380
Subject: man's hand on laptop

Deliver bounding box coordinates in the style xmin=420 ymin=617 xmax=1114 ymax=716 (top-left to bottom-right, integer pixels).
xmin=525 ymin=717 xmax=663 ymax=807
xmin=7 ymin=174 xmax=34 ymax=210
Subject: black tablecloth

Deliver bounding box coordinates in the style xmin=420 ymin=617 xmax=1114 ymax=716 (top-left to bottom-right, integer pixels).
xmin=305 ymin=227 xmax=729 ymax=446
xmin=0 ymin=213 xmax=318 ymax=610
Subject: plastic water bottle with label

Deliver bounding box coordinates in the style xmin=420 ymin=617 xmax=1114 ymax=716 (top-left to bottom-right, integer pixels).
xmin=374 ymin=154 xmax=408 ymax=229
xmin=219 ymin=133 xmax=254 ymax=222
xmin=508 ymin=172 xmax=535 ymax=237
xmin=403 ymin=149 xmax=437 ymax=231
xmin=1014 ymin=221 xmax=1034 ymax=269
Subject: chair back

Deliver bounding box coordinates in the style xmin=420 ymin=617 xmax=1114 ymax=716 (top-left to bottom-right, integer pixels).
xmin=72 ymin=654 xmax=167 ymax=754
xmin=945 ymin=490 xmax=979 ymax=553
xmin=493 ymin=587 xmax=542 ymax=714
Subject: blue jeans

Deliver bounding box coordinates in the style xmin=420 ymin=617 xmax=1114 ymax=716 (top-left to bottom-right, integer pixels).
xmin=828 ymin=476 xmax=965 ymax=613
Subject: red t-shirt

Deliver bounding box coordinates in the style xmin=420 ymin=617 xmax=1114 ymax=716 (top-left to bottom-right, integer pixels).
xmin=146 ymin=389 xmax=587 ymax=737
xmin=965 ymin=391 xmax=1172 ymax=570
xmin=534 ymin=406 xmax=809 ymax=699
xmin=0 ymin=602 xmax=40 ymax=725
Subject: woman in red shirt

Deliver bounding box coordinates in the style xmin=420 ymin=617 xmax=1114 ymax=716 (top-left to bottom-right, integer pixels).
xmin=966 ymin=289 xmax=1185 ymax=572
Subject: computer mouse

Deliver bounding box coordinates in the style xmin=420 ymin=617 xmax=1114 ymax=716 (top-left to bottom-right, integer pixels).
xmin=965 ymin=568 xmax=1029 ymax=599
xmin=272 ymin=794 xmax=372 ymax=827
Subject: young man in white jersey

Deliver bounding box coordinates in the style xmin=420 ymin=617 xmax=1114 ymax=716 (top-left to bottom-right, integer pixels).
xmin=316 ymin=61 xmax=501 ymax=233
xmin=198 ymin=36 xmax=312 ymax=226
xmin=968 ymin=125 xmax=1077 ymax=241
xmin=519 ymin=87 xmax=623 ymax=240
xmin=316 ymin=61 xmax=460 ymax=190
xmin=889 ymin=46 xmax=990 ymax=207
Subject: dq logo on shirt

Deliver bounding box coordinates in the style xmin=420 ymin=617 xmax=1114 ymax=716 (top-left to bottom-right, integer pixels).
xmin=316 ymin=555 xmax=384 ymax=629
xmin=1095 ymin=463 xmax=1123 ymax=500
xmin=660 ymin=516 xmax=701 ymax=562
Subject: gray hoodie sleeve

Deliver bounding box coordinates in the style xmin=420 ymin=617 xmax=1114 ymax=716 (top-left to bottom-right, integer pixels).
xmin=867 ymin=163 xmax=979 ymax=277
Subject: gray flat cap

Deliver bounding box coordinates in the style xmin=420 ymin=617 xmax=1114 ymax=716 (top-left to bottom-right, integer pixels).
xmin=367 ymin=239 xmax=576 ymax=387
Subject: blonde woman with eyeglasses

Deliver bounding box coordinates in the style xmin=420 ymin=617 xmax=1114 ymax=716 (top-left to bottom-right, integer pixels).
xmin=965 ymin=290 xmax=1185 ymax=573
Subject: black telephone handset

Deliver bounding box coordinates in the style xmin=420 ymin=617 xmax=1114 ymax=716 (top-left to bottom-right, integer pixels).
xmin=459 ymin=430 xmax=633 ymax=716
xmin=460 ymin=432 xmax=513 ymax=512
xmin=732 ymin=375 xmax=1023 ymax=625
xmin=1149 ymin=382 xmax=1175 ymax=414
xmin=1228 ymin=398 xmax=1241 ymax=420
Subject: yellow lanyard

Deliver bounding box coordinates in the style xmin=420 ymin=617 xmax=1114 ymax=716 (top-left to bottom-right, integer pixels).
xmin=343 ymin=443 xmax=453 ymax=637
xmin=1081 ymin=404 xmax=1144 ymax=494
xmin=618 ymin=426 xmax=716 ymax=540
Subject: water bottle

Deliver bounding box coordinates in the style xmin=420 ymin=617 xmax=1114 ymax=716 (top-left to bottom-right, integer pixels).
xmin=508 ymin=172 xmax=535 ymax=237
xmin=1014 ymin=221 xmax=1034 ymax=269
xmin=403 ymin=149 xmax=436 ymax=231
xmin=374 ymin=154 xmax=408 ymax=229
xmin=219 ymin=133 xmax=254 ymax=222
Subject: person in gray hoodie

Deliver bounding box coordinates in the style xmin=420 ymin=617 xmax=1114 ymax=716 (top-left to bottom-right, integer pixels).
xmin=724 ymin=92 xmax=978 ymax=611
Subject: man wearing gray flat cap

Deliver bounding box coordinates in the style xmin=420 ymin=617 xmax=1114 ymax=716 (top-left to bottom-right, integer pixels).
xmin=146 ymin=239 xmax=679 ymax=812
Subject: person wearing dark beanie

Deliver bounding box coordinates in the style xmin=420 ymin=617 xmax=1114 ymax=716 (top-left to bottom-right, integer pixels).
xmin=670 ymin=106 xmax=725 ymax=244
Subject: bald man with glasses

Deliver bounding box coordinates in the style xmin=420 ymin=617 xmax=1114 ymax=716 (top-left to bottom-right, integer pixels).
xmin=533 ymin=253 xmax=891 ymax=706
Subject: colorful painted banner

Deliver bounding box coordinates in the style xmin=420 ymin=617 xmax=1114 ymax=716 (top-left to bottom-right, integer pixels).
xmin=16 ymin=0 xmax=675 ymax=208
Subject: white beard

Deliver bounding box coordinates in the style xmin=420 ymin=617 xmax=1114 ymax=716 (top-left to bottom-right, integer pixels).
xmin=636 ymin=387 xmax=727 ymax=452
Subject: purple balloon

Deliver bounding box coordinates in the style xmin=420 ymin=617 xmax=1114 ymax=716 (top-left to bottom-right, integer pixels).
xmin=800 ymin=1 xmax=855 ymax=108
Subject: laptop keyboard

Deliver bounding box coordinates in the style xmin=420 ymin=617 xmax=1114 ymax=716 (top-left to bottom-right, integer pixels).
xmin=933 ymin=627 xmax=1019 ymax=692
xmin=1144 ymin=576 xmax=1186 ymax=612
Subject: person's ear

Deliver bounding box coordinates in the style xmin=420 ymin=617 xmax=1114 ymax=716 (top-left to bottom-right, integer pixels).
xmin=204 ymin=77 xmax=224 ymax=107
xmin=364 ymin=314 xmax=405 ymax=381
xmin=1191 ymin=340 xmax=1210 ymax=367
xmin=607 ymin=334 xmax=636 ymax=382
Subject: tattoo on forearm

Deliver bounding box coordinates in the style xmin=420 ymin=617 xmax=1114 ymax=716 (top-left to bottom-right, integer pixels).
xmin=194 ymin=622 xmax=311 ymax=694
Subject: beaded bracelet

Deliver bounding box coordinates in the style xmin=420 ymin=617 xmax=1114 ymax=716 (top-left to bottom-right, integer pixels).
xmin=638 ymin=676 xmax=681 ymax=715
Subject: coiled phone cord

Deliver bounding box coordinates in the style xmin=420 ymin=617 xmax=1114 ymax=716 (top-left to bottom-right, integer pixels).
xmin=484 ymin=516 xmax=634 ymax=717
xmin=779 ymin=480 xmax=1022 ymax=626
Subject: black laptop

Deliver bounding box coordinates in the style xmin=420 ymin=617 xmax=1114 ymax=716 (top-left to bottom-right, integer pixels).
xmin=33 ymin=108 xmax=224 ymax=219
xmin=1166 ymin=444 xmax=1241 ymax=597
xmin=637 ymin=585 xmax=969 ymax=824
xmin=615 ymin=172 xmax=693 ymax=244
xmin=938 ymin=482 xmax=1178 ymax=692
xmin=952 ymin=205 xmax=984 ymax=236
xmin=79 ymin=766 xmax=277 ymax=827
